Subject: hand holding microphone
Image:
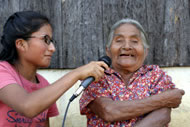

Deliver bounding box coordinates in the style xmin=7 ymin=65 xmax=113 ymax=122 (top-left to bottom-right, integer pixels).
xmin=62 ymin=56 xmax=112 ymax=127
xmin=70 ymin=56 xmax=112 ymax=102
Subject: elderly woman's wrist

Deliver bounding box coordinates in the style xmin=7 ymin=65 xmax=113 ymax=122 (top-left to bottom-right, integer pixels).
xmin=145 ymin=93 xmax=168 ymax=108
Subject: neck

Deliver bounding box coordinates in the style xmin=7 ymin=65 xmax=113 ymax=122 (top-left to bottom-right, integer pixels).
xmin=113 ymin=67 xmax=135 ymax=86
xmin=14 ymin=60 xmax=37 ymax=83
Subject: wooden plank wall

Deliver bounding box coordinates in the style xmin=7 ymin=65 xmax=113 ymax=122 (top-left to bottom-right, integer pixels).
xmin=0 ymin=0 xmax=190 ymax=68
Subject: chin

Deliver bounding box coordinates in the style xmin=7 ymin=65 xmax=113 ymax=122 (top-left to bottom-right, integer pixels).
xmin=119 ymin=61 xmax=134 ymax=66
xmin=44 ymin=63 xmax=50 ymax=67
xmin=38 ymin=63 xmax=50 ymax=68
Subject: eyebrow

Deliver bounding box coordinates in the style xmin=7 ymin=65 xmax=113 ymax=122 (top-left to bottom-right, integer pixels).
xmin=113 ymin=34 xmax=123 ymax=37
xmin=130 ymin=34 xmax=140 ymax=39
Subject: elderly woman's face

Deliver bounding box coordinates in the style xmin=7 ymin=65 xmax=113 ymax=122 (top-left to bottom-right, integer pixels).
xmin=106 ymin=23 xmax=147 ymax=72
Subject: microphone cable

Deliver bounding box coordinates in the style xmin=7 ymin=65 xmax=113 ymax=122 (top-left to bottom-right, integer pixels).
xmin=62 ymin=92 xmax=80 ymax=127
xmin=62 ymin=98 xmax=72 ymax=127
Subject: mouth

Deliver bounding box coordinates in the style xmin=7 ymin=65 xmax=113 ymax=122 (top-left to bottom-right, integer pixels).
xmin=45 ymin=55 xmax=52 ymax=59
xmin=120 ymin=54 xmax=135 ymax=57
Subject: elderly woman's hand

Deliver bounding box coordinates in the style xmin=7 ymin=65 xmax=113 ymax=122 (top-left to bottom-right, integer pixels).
xmin=88 ymin=97 xmax=116 ymax=122
xmin=74 ymin=61 xmax=109 ymax=82
xmin=160 ymin=88 xmax=185 ymax=108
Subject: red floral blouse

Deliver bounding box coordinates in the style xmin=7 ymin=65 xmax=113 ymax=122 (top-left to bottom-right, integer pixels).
xmin=80 ymin=65 xmax=175 ymax=127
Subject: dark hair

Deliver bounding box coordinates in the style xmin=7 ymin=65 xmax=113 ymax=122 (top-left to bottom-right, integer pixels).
xmin=0 ymin=11 xmax=50 ymax=64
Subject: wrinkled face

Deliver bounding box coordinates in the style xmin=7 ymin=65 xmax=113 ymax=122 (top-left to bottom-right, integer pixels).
xmin=106 ymin=23 xmax=147 ymax=72
xmin=23 ymin=24 xmax=56 ymax=68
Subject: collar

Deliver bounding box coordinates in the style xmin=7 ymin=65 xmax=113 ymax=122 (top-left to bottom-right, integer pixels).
xmin=104 ymin=65 xmax=154 ymax=80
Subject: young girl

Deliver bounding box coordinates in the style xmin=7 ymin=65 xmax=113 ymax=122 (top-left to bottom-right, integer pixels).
xmin=0 ymin=11 xmax=108 ymax=127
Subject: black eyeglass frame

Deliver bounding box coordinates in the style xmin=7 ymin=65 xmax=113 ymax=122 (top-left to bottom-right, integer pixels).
xmin=24 ymin=35 xmax=56 ymax=45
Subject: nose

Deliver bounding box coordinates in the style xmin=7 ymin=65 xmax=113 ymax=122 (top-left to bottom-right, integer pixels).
xmin=48 ymin=43 xmax=56 ymax=53
xmin=122 ymin=40 xmax=132 ymax=50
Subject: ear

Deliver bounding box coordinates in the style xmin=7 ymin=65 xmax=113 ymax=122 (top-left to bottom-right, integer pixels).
xmin=15 ymin=39 xmax=27 ymax=51
xmin=106 ymin=46 xmax=111 ymax=57
xmin=144 ymin=48 xmax=149 ymax=58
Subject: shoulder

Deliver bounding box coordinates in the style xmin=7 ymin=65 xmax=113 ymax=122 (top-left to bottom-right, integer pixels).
xmin=0 ymin=61 xmax=13 ymax=70
xmin=140 ymin=65 xmax=167 ymax=80
xmin=143 ymin=65 xmax=173 ymax=83
xmin=0 ymin=61 xmax=19 ymax=89
xmin=0 ymin=61 xmax=17 ymax=76
xmin=143 ymin=65 xmax=164 ymax=73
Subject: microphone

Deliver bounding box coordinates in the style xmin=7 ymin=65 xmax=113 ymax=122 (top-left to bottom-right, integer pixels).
xmin=69 ymin=56 xmax=112 ymax=102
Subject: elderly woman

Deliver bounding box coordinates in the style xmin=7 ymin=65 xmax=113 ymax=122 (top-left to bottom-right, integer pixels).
xmin=79 ymin=19 xmax=184 ymax=127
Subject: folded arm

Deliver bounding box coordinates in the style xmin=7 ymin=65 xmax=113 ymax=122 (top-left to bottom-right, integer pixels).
xmin=88 ymin=89 xmax=184 ymax=122
xmin=134 ymin=108 xmax=171 ymax=127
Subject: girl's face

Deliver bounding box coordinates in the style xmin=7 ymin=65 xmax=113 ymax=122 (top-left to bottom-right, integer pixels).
xmin=22 ymin=24 xmax=56 ymax=68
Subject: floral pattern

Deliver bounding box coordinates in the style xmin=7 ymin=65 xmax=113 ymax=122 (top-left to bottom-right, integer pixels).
xmin=80 ymin=65 xmax=175 ymax=127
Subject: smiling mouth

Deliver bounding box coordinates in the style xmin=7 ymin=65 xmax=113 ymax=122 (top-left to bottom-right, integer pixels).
xmin=120 ymin=54 xmax=134 ymax=57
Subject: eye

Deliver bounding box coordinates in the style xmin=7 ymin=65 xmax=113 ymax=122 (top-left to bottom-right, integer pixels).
xmin=116 ymin=40 xmax=122 ymax=42
xmin=115 ymin=38 xmax=124 ymax=43
xmin=43 ymin=35 xmax=51 ymax=45
xmin=131 ymin=40 xmax=138 ymax=43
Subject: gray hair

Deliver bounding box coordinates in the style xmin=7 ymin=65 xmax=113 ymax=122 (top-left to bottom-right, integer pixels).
xmin=106 ymin=18 xmax=149 ymax=49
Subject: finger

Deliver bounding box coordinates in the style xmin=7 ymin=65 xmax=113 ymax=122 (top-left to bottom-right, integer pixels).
xmin=97 ymin=61 xmax=109 ymax=70
xmin=94 ymin=67 xmax=105 ymax=81
xmin=93 ymin=73 xmax=101 ymax=82
xmin=96 ymin=69 xmax=105 ymax=80
xmin=180 ymin=89 xmax=185 ymax=95
xmin=173 ymin=88 xmax=184 ymax=95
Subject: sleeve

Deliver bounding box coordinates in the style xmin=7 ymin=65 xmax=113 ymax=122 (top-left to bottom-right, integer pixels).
xmin=0 ymin=64 xmax=17 ymax=89
xmin=149 ymin=66 xmax=175 ymax=95
xmin=79 ymin=78 xmax=111 ymax=115
xmin=47 ymin=102 xmax=59 ymax=118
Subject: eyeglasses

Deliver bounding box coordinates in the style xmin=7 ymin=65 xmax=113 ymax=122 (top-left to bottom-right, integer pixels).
xmin=25 ymin=35 xmax=56 ymax=45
